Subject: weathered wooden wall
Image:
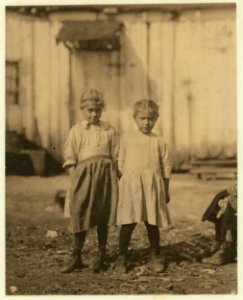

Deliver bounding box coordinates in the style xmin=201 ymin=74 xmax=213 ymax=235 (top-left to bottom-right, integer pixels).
xmin=6 ymin=6 xmax=236 ymax=167
xmin=6 ymin=13 xmax=70 ymax=160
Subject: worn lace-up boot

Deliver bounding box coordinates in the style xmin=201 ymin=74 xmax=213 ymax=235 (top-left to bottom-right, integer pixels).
xmin=115 ymin=254 xmax=127 ymax=274
xmin=115 ymin=224 xmax=136 ymax=274
xmin=93 ymin=246 xmax=106 ymax=273
xmin=209 ymin=240 xmax=222 ymax=254
xmin=61 ymin=249 xmax=83 ymax=273
xmin=202 ymin=241 xmax=236 ymax=266
xmin=148 ymin=249 xmax=165 ymax=273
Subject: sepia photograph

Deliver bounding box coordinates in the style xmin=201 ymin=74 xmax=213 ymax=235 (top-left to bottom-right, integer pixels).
xmin=4 ymin=0 xmax=239 ymax=296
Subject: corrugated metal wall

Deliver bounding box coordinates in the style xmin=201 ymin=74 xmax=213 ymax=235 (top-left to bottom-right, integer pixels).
xmin=5 ymin=7 xmax=236 ymax=167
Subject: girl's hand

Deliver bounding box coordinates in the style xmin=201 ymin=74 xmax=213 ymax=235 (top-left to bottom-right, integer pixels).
xmin=166 ymin=192 xmax=170 ymax=203
xmin=67 ymin=165 xmax=76 ymax=182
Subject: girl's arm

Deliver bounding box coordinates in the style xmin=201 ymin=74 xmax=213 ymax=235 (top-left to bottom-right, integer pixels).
xmin=110 ymin=126 xmax=120 ymax=177
xmin=110 ymin=126 xmax=119 ymax=163
xmin=160 ymin=140 xmax=172 ymax=203
xmin=63 ymin=126 xmax=78 ymax=169
xmin=118 ymin=134 xmax=126 ymax=178
xmin=163 ymin=178 xmax=170 ymax=203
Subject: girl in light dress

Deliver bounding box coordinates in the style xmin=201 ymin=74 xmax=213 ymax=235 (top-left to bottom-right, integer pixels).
xmin=61 ymin=89 xmax=118 ymax=273
xmin=116 ymin=99 xmax=172 ymax=273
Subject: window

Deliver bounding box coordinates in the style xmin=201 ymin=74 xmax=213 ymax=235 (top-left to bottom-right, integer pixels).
xmin=6 ymin=61 xmax=19 ymax=105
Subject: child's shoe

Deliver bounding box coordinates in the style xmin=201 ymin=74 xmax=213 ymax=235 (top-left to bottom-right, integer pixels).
xmin=61 ymin=249 xmax=83 ymax=273
xmin=93 ymin=249 xmax=105 ymax=273
xmin=209 ymin=240 xmax=222 ymax=254
xmin=202 ymin=242 xmax=236 ymax=266
xmin=148 ymin=250 xmax=165 ymax=273
xmin=115 ymin=254 xmax=127 ymax=274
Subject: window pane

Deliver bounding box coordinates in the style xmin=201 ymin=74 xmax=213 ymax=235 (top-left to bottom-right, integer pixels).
xmin=6 ymin=61 xmax=19 ymax=105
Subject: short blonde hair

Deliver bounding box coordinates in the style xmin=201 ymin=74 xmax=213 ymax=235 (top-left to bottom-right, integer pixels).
xmin=80 ymin=88 xmax=105 ymax=110
xmin=133 ymin=99 xmax=159 ymax=118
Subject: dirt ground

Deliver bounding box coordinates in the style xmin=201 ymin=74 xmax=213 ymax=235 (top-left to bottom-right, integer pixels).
xmin=5 ymin=173 xmax=237 ymax=295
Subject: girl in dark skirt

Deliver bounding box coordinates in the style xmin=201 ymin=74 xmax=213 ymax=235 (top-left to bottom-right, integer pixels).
xmin=61 ymin=89 xmax=118 ymax=273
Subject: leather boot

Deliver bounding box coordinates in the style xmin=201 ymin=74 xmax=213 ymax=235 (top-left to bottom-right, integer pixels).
xmin=148 ymin=249 xmax=165 ymax=273
xmin=93 ymin=248 xmax=106 ymax=273
xmin=115 ymin=254 xmax=127 ymax=274
xmin=61 ymin=249 xmax=82 ymax=273
xmin=209 ymin=240 xmax=222 ymax=254
xmin=202 ymin=242 xmax=236 ymax=266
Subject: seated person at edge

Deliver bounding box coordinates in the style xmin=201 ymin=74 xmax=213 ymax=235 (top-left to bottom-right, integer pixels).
xmin=201 ymin=183 xmax=237 ymax=266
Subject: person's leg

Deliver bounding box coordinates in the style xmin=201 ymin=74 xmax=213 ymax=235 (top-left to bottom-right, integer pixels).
xmin=116 ymin=223 xmax=136 ymax=273
xmin=202 ymin=204 xmax=237 ymax=266
xmin=145 ymin=221 xmax=160 ymax=252
xmin=220 ymin=204 xmax=237 ymax=261
xmin=93 ymin=223 xmax=108 ymax=273
xmin=211 ymin=219 xmax=225 ymax=253
xmin=145 ymin=222 xmax=164 ymax=273
xmin=61 ymin=231 xmax=86 ymax=273
xmin=119 ymin=223 xmax=136 ymax=255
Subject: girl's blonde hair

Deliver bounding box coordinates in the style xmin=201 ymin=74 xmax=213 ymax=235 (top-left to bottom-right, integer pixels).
xmin=133 ymin=99 xmax=159 ymax=118
xmin=80 ymin=88 xmax=105 ymax=109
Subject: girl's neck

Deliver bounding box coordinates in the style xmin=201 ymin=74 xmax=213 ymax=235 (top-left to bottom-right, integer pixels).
xmin=138 ymin=129 xmax=152 ymax=135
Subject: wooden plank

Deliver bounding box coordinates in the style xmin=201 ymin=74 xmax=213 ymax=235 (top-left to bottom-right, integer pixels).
xmin=221 ymin=47 xmax=237 ymax=158
xmin=190 ymin=166 xmax=237 ymax=181
xmin=70 ymin=51 xmax=103 ymax=125
xmin=100 ymin=50 xmax=121 ymax=131
xmin=118 ymin=25 xmax=134 ymax=132
xmin=49 ymin=11 xmax=97 ymax=22
xmin=147 ymin=21 xmax=163 ymax=136
xmin=126 ymin=21 xmax=148 ymax=101
xmin=59 ymin=43 xmax=71 ymax=154
xmin=6 ymin=105 xmax=22 ymax=132
xmin=6 ymin=13 xmax=22 ymax=61
xmin=173 ymin=20 xmax=191 ymax=165
xmin=158 ymin=22 xmax=174 ymax=149
xmin=19 ymin=19 xmax=34 ymax=140
xmin=185 ymin=21 xmax=208 ymax=159
xmin=190 ymin=167 xmax=237 ymax=173
xmin=49 ymin=21 xmax=62 ymax=159
xmin=200 ymin=19 xmax=236 ymax=158
xmin=191 ymin=159 xmax=237 ymax=166
xmin=70 ymin=52 xmax=84 ymax=125
xmin=119 ymin=21 xmax=149 ymax=133
xmin=33 ymin=20 xmax=51 ymax=148
xmin=71 ymin=49 xmax=121 ymax=131
xmin=5 ymin=14 xmax=23 ymax=133
xmin=219 ymin=19 xmax=236 ymax=158
xmin=148 ymin=19 xmax=176 ymax=171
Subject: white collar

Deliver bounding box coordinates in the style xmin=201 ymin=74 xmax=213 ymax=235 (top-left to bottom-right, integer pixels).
xmin=80 ymin=120 xmax=110 ymax=130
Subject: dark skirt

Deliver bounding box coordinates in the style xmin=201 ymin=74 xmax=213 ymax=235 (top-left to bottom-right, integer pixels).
xmin=202 ymin=189 xmax=237 ymax=231
xmin=70 ymin=155 xmax=118 ymax=233
xmin=201 ymin=189 xmax=229 ymax=223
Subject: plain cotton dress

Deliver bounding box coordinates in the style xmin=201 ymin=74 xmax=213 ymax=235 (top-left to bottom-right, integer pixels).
xmin=117 ymin=131 xmax=172 ymax=228
xmin=63 ymin=120 xmax=118 ymax=233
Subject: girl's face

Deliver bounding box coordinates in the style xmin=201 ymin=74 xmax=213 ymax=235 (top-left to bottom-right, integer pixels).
xmin=82 ymin=101 xmax=103 ymax=124
xmin=134 ymin=110 xmax=158 ymax=134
